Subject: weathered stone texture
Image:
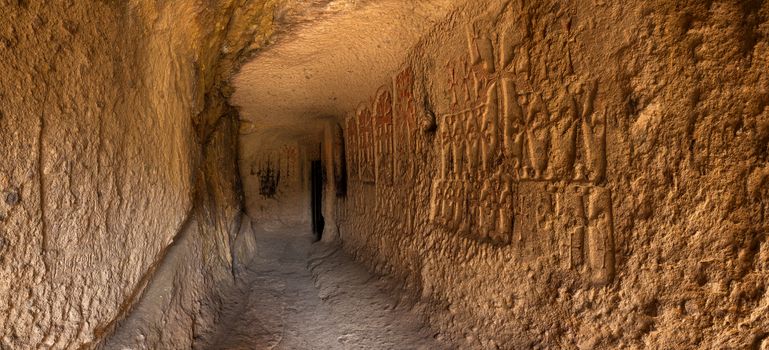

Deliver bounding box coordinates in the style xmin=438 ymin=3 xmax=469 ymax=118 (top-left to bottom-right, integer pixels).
xmin=2 ymin=0 xmax=767 ymax=348
xmin=0 ymin=1 xmax=276 ymax=348
xmin=337 ymin=0 xmax=769 ymax=348
xmin=101 ymin=110 xmax=249 ymax=349
xmin=240 ymin=139 xmax=311 ymax=230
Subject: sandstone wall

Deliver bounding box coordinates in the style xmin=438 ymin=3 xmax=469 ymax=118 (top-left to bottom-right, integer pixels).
xmin=0 ymin=1 xmax=276 ymax=348
xmin=240 ymin=139 xmax=311 ymax=231
xmin=321 ymin=120 xmax=345 ymax=242
xmin=337 ymin=0 xmax=769 ymax=348
xmin=101 ymin=109 xmax=248 ymax=349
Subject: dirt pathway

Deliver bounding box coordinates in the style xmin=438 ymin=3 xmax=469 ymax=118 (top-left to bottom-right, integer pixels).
xmin=197 ymin=223 xmax=449 ymax=349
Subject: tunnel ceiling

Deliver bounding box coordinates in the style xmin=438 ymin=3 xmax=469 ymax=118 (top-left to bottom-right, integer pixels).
xmin=231 ymin=0 xmax=458 ymax=148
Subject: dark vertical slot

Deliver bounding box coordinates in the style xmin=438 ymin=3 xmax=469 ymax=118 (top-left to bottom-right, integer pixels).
xmin=311 ymin=160 xmax=324 ymax=240
xmin=334 ymin=123 xmax=347 ymax=197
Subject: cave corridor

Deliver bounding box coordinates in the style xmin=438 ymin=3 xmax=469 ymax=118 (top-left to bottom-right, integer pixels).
xmin=1 ymin=0 xmax=769 ymax=349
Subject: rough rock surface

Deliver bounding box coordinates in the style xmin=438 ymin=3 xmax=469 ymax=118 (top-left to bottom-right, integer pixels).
xmin=229 ymin=0 xmax=769 ymax=348
xmin=331 ymin=0 xmax=769 ymax=348
xmin=233 ymin=0 xmax=461 ymax=240
xmin=0 ymin=1 xmax=277 ymax=348
xmin=2 ymin=0 xmax=768 ymax=348
xmin=233 ymin=0 xmax=457 ymax=137
xmin=196 ymin=222 xmax=447 ymax=349
xmin=240 ymin=139 xmax=312 ymax=231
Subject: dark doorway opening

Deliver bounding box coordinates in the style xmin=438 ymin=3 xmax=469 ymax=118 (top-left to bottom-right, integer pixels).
xmin=310 ymin=160 xmax=324 ymax=241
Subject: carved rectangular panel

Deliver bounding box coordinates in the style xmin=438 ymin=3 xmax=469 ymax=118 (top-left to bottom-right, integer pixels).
xmin=346 ymin=115 xmax=359 ymax=181
xmin=373 ymin=87 xmax=393 ymax=186
xmin=282 ymin=144 xmax=298 ymax=185
xmin=390 ymin=67 xmax=419 ymax=232
xmin=393 ymin=67 xmax=417 ymax=185
xmin=357 ymin=104 xmax=375 ymax=183
xmin=427 ymin=18 xmax=614 ymax=285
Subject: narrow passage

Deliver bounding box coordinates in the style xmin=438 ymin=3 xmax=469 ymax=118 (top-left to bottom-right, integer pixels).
xmin=197 ymin=220 xmax=448 ymax=349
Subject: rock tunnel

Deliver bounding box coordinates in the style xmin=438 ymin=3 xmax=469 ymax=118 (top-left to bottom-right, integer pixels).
xmin=1 ymin=0 xmax=768 ymax=348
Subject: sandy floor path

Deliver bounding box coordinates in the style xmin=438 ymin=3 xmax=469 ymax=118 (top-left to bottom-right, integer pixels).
xmin=197 ymin=223 xmax=449 ymax=350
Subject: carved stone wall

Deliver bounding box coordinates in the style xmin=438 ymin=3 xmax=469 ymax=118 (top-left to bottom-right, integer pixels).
xmin=338 ymin=0 xmax=769 ymax=348
xmin=252 ymin=144 xmax=302 ymax=199
xmin=242 ymin=141 xmax=311 ymax=230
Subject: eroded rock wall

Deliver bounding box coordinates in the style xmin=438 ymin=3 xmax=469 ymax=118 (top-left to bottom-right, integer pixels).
xmin=338 ymin=0 xmax=769 ymax=348
xmin=0 ymin=1 xmax=277 ymax=348
xmin=101 ymin=108 xmax=247 ymax=349
xmin=240 ymin=139 xmax=312 ymax=230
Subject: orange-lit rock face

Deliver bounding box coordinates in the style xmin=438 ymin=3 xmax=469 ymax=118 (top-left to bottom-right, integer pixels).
xmin=332 ymin=0 xmax=769 ymax=348
xmin=1 ymin=0 xmax=768 ymax=349
xmin=0 ymin=1 xmax=276 ymax=348
xmin=241 ymin=140 xmax=311 ymax=230
xmin=233 ymin=0 xmax=458 ymax=238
